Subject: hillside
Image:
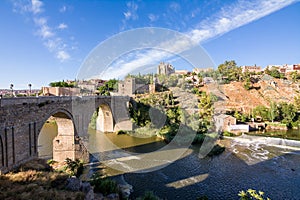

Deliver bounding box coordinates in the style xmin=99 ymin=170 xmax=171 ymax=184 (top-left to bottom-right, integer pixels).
xmin=204 ymin=75 xmax=300 ymax=113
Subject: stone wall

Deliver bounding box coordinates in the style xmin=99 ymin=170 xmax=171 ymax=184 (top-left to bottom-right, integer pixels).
xmin=0 ymin=96 xmax=132 ymax=173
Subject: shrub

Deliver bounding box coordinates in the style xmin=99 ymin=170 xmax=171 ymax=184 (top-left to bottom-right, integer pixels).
xmin=90 ymin=173 xmax=118 ymax=195
xmin=238 ymin=189 xmax=270 ymax=200
xmin=207 ymin=144 xmax=225 ymax=157
xmin=136 ymin=191 xmax=160 ymax=200
xmin=222 ymin=131 xmax=235 ymax=137
xmin=64 ymin=158 xmax=84 ymax=178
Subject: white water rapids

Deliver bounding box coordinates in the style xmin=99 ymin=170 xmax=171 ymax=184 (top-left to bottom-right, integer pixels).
xmin=226 ymin=134 xmax=300 ymax=165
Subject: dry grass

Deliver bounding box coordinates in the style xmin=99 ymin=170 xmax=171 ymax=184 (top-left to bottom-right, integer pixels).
xmin=0 ymin=159 xmax=85 ymax=200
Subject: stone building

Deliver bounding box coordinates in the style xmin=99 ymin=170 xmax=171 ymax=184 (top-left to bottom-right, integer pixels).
xmin=118 ymin=77 xmax=155 ymax=96
xmin=214 ymin=114 xmax=236 ymax=132
xmin=157 ymin=62 xmax=175 ymax=75
xmin=42 ymin=87 xmax=80 ymax=96
xmin=241 ymin=65 xmax=262 ymax=73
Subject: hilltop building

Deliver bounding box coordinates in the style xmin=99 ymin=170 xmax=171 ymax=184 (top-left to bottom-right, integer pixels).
xmin=241 ymin=65 xmax=262 ymax=73
xmin=266 ymin=64 xmax=300 ymax=74
xmin=118 ymin=77 xmax=155 ymax=96
xmin=175 ymin=70 xmax=188 ymax=75
xmin=193 ymin=67 xmax=213 ymax=74
xmin=77 ymin=79 xmax=105 ymax=92
xmin=157 ymin=62 xmax=175 ymax=75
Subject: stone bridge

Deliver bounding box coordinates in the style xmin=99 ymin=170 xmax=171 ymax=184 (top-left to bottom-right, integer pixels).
xmin=0 ymin=96 xmax=132 ymax=173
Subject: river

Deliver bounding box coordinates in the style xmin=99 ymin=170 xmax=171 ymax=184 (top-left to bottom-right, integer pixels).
xmin=87 ymin=130 xmax=300 ymax=199
xmin=39 ymin=126 xmax=300 ymax=199
xmin=249 ymin=128 xmax=300 ymax=140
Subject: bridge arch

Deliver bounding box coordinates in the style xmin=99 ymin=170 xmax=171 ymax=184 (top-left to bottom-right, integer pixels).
xmin=96 ymin=103 xmax=114 ymax=132
xmin=38 ymin=108 xmax=77 ymax=161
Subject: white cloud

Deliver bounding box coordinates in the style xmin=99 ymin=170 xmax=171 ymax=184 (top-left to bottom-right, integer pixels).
xmin=123 ymin=1 xmax=138 ymax=20
xmin=59 ymin=5 xmax=67 ymax=13
xmin=148 ymin=14 xmax=159 ymax=22
xmin=31 ymin=0 xmax=43 ymax=14
xmin=11 ymin=0 xmax=74 ymax=62
xmin=57 ymin=23 xmax=68 ymax=30
xmin=169 ymin=2 xmax=181 ymax=12
xmin=57 ymin=50 xmax=70 ymax=61
xmin=107 ymin=0 xmax=298 ymax=79
xmin=189 ymin=0 xmax=297 ymax=43
xmin=34 ymin=17 xmax=54 ymax=38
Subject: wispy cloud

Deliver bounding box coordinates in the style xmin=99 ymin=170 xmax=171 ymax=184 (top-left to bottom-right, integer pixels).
xmin=57 ymin=23 xmax=68 ymax=30
xmin=12 ymin=0 xmax=73 ymax=62
xmin=121 ymin=1 xmax=139 ymax=30
xmin=106 ymin=0 xmax=298 ymax=79
xmin=12 ymin=0 xmax=43 ymax=14
xmin=34 ymin=17 xmax=54 ymax=38
xmin=190 ymin=0 xmax=297 ymax=43
xmin=59 ymin=5 xmax=67 ymax=13
xmin=169 ymin=2 xmax=181 ymax=12
xmin=57 ymin=50 xmax=70 ymax=61
xmin=148 ymin=14 xmax=159 ymax=22
xmin=31 ymin=0 xmax=43 ymax=14
xmin=124 ymin=1 xmax=138 ymax=20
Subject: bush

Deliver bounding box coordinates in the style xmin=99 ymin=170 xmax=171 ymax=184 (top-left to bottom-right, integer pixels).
xmin=222 ymin=131 xmax=235 ymax=137
xmin=64 ymin=158 xmax=84 ymax=178
xmin=90 ymin=173 xmax=118 ymax=196
xmin=207 ymin=144 xmax=225 ymax=157
xmin=136 ymin=191 xmax=160 ymax=200
xmin=238 ymin=189 xmax=270 ymax=200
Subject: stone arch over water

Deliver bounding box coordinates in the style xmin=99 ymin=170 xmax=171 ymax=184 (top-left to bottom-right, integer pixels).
xmin=38 ymin=109 xmax=77 ymax=162
xmin=96 ymin=103 xmax=114 ymax=132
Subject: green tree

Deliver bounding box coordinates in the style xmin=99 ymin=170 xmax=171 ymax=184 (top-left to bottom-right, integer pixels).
xmin=278 ymin=102 xmax=296 ymax=126
xmin=290 ymin=71 xmax=300 ymax=82
xmin=97 ymin=79 xmax=118 ymax=96
xmin=294 ymin=95 xmax=300 ymax=111
xmin=268 ymin=101 xmax=278 ymax=122
xmin=217 ymin=60 xmax=241 ymax=82
xmin=49 ymin=81 xmax=75 ymax=88
xmin=253 ymin=105 xmax=269 ymax=121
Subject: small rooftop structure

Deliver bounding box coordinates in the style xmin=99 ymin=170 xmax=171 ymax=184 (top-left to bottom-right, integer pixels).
xmin=241 ymin=65 xmax=262 ymax=73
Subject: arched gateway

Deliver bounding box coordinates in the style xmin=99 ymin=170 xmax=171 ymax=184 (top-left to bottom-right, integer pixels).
xmin=0 ymin=96 xmax=132 ymax=173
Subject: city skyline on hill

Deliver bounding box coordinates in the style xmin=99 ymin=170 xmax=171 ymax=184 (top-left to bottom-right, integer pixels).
xmin=0 ymin=0 xmax=299 ymax=89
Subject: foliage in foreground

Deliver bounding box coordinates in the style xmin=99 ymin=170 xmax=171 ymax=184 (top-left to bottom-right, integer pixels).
xmin=63 ymin=158 xmax=84 ymax=178
xmin=0 ymin=168 xmax=84 ymax=200
xmin=89 ymin=172 xmax=118 ymax=196
xmin=136 ymin=190 xmax=160 ymax=200
xmin=238 ymin=189 xmax=270 ymax=200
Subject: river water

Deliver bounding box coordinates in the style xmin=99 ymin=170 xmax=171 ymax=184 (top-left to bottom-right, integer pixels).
xmin=39 ymin=125 xmax=300 ymax=199
xmin=86 ymin=130 xmax=300 ymax=200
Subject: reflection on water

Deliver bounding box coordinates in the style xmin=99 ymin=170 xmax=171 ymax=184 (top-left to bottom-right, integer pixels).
xmin=88 ymin=129 xmax=190 ymax=176
xmin=38 ymin=121 xmax=58 ymax=159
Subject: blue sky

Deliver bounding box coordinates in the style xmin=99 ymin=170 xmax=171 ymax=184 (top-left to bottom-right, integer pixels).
xmin=0 ymin=0 xmax=299 ymax=89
